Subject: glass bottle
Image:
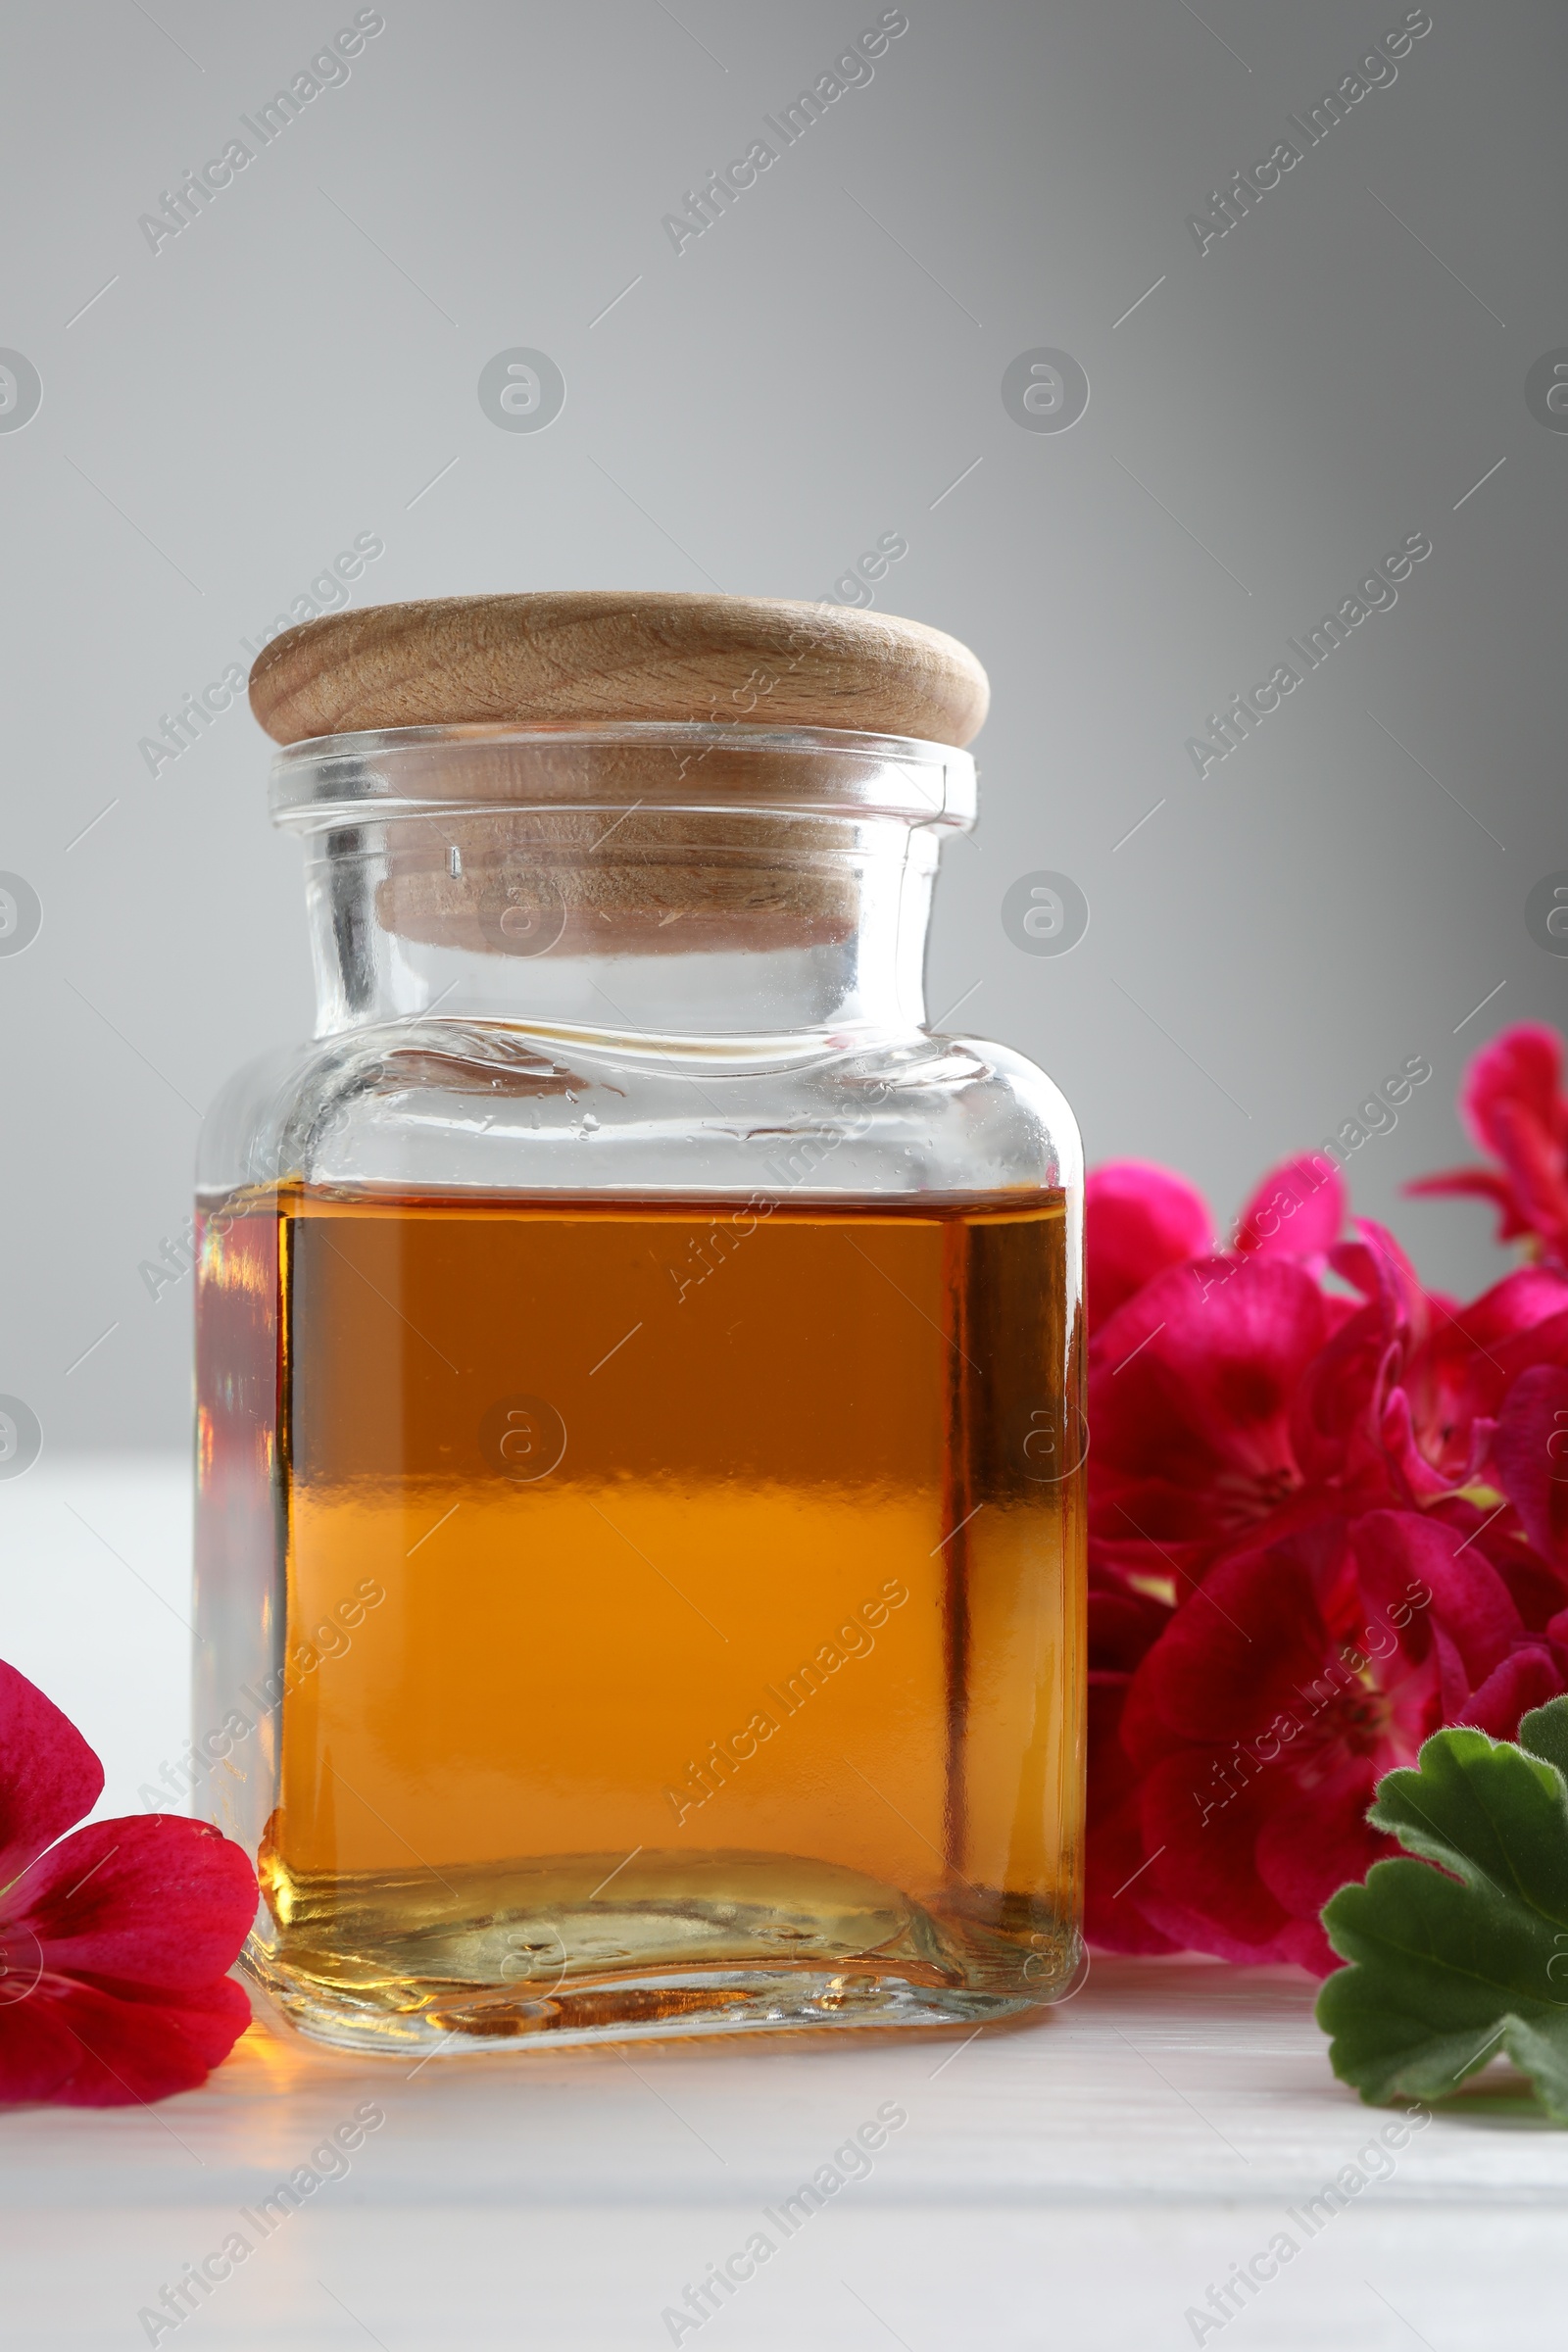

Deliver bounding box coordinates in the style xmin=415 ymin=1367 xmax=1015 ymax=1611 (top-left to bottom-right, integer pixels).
xmin=194 ymin=606 xmax=1085 ymax=2055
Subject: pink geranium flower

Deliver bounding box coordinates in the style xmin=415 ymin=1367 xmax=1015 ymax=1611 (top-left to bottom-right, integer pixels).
xmin=1407 ymin=1023 xmax=1568 ymax=1266
xmin=1084 ymin=1078 xmax=1568 ymax=1972
xmin=1084 ymin=1159 xmax=1212 ymax=1334
xmin=0 ymin=1662 xmax=255 ymax=2105
xmin=1115 ymin=1513 xmax=1567 ymax=1972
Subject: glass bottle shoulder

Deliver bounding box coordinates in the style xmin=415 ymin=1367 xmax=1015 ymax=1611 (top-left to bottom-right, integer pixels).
xmin=197 ymin=1022 xmax=1081 ymax=1203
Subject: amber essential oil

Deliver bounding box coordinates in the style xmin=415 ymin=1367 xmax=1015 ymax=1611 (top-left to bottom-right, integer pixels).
xmin=196 ymin=1185 xmax=1085 ymax=2051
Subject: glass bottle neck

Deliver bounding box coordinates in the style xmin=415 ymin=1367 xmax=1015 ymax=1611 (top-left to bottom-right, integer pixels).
xmin=272 ymin=722 xmax=975 ymax=1056
xmin=301 ymin=811 xmax=941 ymax=1053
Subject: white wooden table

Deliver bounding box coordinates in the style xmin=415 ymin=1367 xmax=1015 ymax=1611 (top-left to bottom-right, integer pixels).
xmin=4 ymin=1462 xmax=1564 ymax=2350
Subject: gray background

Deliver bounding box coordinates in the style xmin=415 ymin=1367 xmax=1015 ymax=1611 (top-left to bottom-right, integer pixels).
xmin=1 ymin=0 xmax=1562 ymax=1453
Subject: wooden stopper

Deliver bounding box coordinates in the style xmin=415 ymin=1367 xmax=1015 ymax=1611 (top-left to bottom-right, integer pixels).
xmin=248 ymin=591 xmax=989 ymax=749
xmin=375 ymin=809 xmax=867 ymax=958
xmin=256 ymin=592 xmax=986 ymax=957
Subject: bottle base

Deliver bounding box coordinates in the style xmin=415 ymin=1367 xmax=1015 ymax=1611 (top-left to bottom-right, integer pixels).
xmin=246 ymin=1958 xmax=1056 ymax=2056
xmin=246 ymin=1843 xmax=1082 ymax=2056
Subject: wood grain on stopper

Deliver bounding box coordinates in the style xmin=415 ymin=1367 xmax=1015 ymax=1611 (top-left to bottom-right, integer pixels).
xmin=248 ymin=591 xmax=989 ymax=748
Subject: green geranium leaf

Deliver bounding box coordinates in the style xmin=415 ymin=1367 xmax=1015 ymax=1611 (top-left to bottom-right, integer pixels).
xmin=1518 ymin=1693 xmax=1568 ymax=1783
xmin=1316 ymin=1697 xmax=1568 ymax=2121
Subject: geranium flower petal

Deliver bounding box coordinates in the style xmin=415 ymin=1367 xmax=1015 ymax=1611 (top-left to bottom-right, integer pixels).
xmin=1234 ymin=1152 xmax=1346 ymax=1262
xmin=0 ymin=1972 xmax=252 ymax=2108
xmin=1255 ymin=1771 xmax=1389 ymax=1932
xmin=1084 ymin=1674 xmax=1181 ymax=1956
xmin=1462 ymin=1024 xmax=1568 ymax=1244
xmin=1092 ymin=1255 xmax=1328 ymax=1502
xmin=0 ymin=1662 xmax=102 ymax=1895
xmin=1455 ymin=1644 xmax=1568 ymax=1739
xmin=1331 ymin=1218 xmax=1429 ymax=1336
xmin=1121 ymin=1543 xmax=1331 ymax=1768
xmin=1491 ymin=1364 xmax=1568 ymax=1568
xmin=1451 ymin=1269 xmax=1568 ymax=1350
xmin=1348 ymin=1510 xmax=1521 ymax=1689
xmin=1377 ymin=1384 xmax=1455 ymax=1500
xmin=1137 ymin=1758 xmax=1294 ymax=1959
xmin=3 ymin=1814 xmax=256 ymax=1987
xmin=1084 ymin=1160 xmax=1211 ymax=1333
xmin=1290 ymin=1302 xmax=1396 ymax=1487
xmin=1406 ymin=1165 xmax=1534 ymax=1242
xmin=1407 ymin=1026 xmax=1568 ymax=1264
xmin=1397 ymin=1278 xmax=1568 ymax=1494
